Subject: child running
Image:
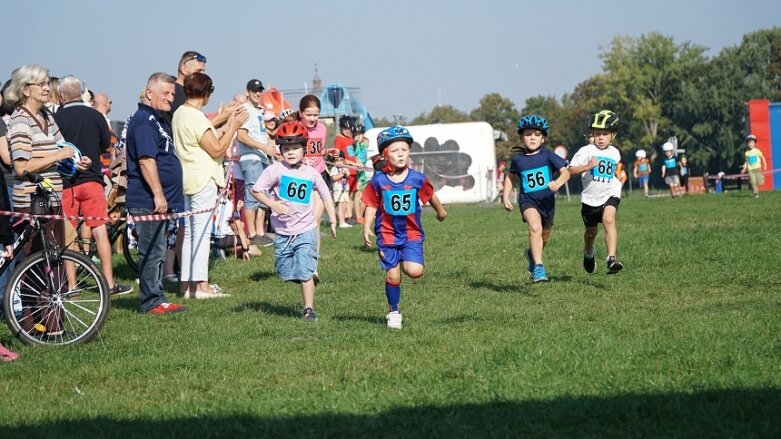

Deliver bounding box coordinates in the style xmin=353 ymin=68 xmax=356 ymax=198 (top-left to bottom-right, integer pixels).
xmin=568 ymin=110 xmax=624 ymax=275
xmin=660 ymin=142 xmax=681 ymax=198
xmin=362 ymin=125 xmax=447 ymax=329
xmin=252 ymin=121 xmax=337 ymax=322
xmin=502 ymin=114 xmax=570 ymax=283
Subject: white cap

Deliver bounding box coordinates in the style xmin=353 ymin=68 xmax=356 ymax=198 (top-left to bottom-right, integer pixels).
xmin=635 ymin=149 xmax=646 ymax=158
xmin=662 ymin=142 xmax=674 ymax=152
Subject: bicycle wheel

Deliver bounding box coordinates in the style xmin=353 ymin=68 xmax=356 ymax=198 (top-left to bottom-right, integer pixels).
xmin=3 ymin=249 xmax=110 ymax=346
xmin=122 ymin=223 xmax=140 ymax=274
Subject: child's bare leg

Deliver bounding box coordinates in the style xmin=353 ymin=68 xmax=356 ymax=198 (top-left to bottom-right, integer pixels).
xmin=522 ymin=208 xmax=544 ymax=265
xmin=301 ymin=278 xmax=315 ymax=309
xmin=602 ymin=206 xmax=618 ymax=257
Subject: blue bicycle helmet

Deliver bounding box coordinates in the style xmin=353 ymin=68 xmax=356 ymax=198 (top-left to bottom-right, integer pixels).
xmin=56 ymin=141 xmax=82 ymax=178
xmin=517 ymin=114 xmax=549 ymax=135
xmin=377 ymin=125 xmax=413 ymax=153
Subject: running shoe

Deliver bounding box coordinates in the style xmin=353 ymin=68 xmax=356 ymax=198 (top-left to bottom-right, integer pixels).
xmin=386 ymin=311 xmax=403 ymax=329
xmin=607 ymin=257 xmax=624 ymax=274
xmin=302 ymin=307 xmax=318 ymax=322
xmin=532 ymin=264 xmax=549 ymax=283
xmin=583 ymin=253 xmax=596 ymax=274
xmin=524 ymin=248 xmax=534 ymax=278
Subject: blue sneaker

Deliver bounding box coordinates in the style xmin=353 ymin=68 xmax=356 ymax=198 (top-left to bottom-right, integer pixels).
xmin=524 ymin=248 xmax=534 ymax=277
xmin=532 ymin=264 xmax=549 ymax=283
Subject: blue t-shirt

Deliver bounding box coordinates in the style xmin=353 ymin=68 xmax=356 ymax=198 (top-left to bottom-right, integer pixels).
xmin=126 ymin=103 xmax=184 ymax=210
xmin=510 ymin=148 xmax=567 ymax=198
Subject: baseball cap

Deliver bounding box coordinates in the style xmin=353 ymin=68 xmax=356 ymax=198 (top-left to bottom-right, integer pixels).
xmin=246 ymin=79 xmax=264 ymax=92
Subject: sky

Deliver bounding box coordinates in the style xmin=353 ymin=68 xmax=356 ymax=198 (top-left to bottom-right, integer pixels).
xmin=3 ymin=0 xmax=780 ymax=122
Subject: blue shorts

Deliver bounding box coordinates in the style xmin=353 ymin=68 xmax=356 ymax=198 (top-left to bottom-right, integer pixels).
xmin=274 ymin=228 xmax=319 ymax=282
xmin=377 ymin=241 xmax=425 ymax=271
xmin=637 ymin=175 xmax=649 ymax=186
xmin=240 ymin=159 xmax=269 ymax=210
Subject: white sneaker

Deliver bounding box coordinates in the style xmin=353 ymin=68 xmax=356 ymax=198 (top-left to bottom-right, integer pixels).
xmin=183 ymin=290 xmax=231 ymax=300
xmin=338 ymin=222 xmax=352 ymax=228
xmin=386 ymin=311 xmax=403 ymax=329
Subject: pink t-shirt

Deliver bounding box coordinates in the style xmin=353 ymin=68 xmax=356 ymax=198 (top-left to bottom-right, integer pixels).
xmin=252 ymin=161 xmax=332 ymax=235
xmin=303 ymin=121 xmax=327 ymax=173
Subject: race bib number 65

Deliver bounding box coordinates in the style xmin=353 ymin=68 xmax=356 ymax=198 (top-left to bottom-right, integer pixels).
xmin=279 ymin=175 xmax=313 ymax=205
xmin=383 ymin=189 xmax=417 ymax=216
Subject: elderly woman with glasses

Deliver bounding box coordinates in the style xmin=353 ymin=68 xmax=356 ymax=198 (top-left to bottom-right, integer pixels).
xmin=2 ymin=64 xmax=90 ymax=336
xmin=3 ymin=65 xmax=89 ymax=247
xmin=172 ymin=72 xmax=248 ymax=299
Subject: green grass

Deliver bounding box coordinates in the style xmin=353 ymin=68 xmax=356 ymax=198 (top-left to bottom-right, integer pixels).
xmin=2 ymin=191 xmax=780 ymax=438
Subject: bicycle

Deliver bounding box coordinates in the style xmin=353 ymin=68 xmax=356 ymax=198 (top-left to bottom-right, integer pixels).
xmin=2 ymin=172 xmax=110 ymax=346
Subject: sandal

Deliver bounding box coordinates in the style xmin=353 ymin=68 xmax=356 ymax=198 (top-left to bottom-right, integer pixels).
xmin=0 ymin=343 xmax=19 ymax=362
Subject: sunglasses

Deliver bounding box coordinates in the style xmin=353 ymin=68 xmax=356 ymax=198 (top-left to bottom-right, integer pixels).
xmin=188 ymin=53 xmax=207 ymax=63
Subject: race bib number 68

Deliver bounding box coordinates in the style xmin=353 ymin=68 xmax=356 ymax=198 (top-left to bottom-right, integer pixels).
xmin=279 ymin=175 xmax=313 ymax=205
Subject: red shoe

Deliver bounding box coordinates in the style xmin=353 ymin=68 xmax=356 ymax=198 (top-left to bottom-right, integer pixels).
xmin=147 ymin=302 xmax=186 ymax=315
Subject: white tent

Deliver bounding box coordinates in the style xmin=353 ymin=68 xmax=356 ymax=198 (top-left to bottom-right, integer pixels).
xmin=366 ymin=122 xmax=497 ymax=204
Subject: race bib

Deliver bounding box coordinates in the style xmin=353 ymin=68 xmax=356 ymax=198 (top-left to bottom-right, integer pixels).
xmin=347 ymin=145 xmax=356 ymax=157
xmin=664 ymin=158 xmax=677 ymax=169
xmin=638 ymin=163 xmax=648 ymax=172
xmin=279 ymin=175 xmax=313 ymax=205
xmin=591 ymin=156 xmax=617 ymax=182
xmin=747 ymin=155 xmax=759 ymax=165
xmin=306 ymin=138 xmax=324 ymax=157
xmin=383 ymin=189 xmax=417 ymax=216
xmin=520 ymin=166 xmax=551 ymax=193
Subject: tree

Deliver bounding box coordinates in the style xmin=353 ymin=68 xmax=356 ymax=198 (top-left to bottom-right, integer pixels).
xmin=410 ymin=105 xmax=472 ymax=125
xmin=470 ymin=93 xmax=521 ymax=160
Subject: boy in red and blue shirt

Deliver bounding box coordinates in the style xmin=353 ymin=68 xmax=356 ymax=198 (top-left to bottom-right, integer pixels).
xmin=362 ymin=125 xmax=447 ymax=329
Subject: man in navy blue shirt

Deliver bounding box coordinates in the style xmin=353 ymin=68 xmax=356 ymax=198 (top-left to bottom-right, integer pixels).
xmin=126 ymin=72 xmax=186 ymax=315
xmin=55 ymin=76 xmax=132 ymax=297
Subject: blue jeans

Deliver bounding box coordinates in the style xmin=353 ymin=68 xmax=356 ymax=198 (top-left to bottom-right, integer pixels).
xmin=239 ymin=159 xmax=269 ymax=209
xmin=129 ymin=208 xmax=170 ymax=313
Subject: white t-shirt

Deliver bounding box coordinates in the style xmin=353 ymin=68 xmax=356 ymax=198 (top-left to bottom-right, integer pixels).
xmin=237 ymin=103 xmax=269 ymax=163
xmin=569 ymin=143 xmax=623 ymax=206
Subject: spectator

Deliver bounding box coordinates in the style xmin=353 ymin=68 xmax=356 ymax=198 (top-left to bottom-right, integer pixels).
xmin=0 ymin=161 xmax=14 ymax=361
xmin=328 ymin=150 xmax=351 ymax=228
xmin=4 ymin=65 xmax=87 ymax=336
xmin=0 ymin=80 xmax=20 ymax=318
xmin=125 ymin=72 xmax=186 ymax=315
xmin=333 ymin=115 xmax=358 ymax=224
xmin=54 ymin=76 xmax=132 ymax=296
xmin=46 ymin=76 xmax=61 ymax=114
xmin=93 ymin=92 xmax=115 ymax=177
xmin=679 ymin=155 xmax=690 ymax=194
xmin=352 ymin=123 xmax=369 ymax=224
xmin=237 ymin=79 xmax=276 ymax=247
xmin=172 ymin=72 xmax=247 ymax=298
xmin=4 ymin=65 xmax=83 ymax=252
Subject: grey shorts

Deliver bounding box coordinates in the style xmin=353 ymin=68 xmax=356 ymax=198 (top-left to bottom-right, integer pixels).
xmin=664 ymin=175 xmax=680 ymax=186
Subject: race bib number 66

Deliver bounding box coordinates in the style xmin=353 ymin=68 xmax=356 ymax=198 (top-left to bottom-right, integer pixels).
xmin=279 ymin=175 xmax=313 ymax=205
xmin=383 ymin=189 xmax=417 ymax=216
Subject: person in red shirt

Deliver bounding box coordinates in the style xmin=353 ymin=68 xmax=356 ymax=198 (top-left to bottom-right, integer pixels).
xmin=333 ymin=115 xmax=360 ymax=224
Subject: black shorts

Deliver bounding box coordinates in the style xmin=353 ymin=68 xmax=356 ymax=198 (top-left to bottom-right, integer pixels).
xmin=581 ymin=197 xmax=620 ymax=227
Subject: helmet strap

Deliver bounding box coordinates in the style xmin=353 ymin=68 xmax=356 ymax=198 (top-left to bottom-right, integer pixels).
xmin=382 ymin=148 xmax=407 ymax=174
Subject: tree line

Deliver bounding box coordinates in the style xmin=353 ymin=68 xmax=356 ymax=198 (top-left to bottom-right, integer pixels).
xmin=375 ymin=27 xmax=781 ymax=175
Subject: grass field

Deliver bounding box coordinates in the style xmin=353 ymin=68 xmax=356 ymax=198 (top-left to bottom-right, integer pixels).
xmin=1 ymin=190 xmax=780 ymax=438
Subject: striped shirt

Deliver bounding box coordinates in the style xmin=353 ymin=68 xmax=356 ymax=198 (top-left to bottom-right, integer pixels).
xmin=7 ymin=107 xmax=64 ymax=208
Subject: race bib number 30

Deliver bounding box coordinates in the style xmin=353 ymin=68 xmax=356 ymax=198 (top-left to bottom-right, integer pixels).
xmin=520 ymin=166 xmax=551 ymax=193
xmin=279 ymin=175 xmax=313 ymax=205
xmin=383 ymin=189 xmax=417 ymax=216
xmin=591 ymin=156 xmax=617 ymax=182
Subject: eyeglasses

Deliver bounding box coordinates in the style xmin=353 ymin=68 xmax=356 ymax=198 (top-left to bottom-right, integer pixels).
xmin=26 ymin=80 xmax=50 ymax=89
xmin=187 ymin=53 xmax=207 ymax=63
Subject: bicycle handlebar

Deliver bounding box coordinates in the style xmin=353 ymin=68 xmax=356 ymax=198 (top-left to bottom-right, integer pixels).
xmin=23 ymin=171 xmax=44 ymax=183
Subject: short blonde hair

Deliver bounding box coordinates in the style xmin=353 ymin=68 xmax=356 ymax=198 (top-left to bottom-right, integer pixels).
xmin=3 ymin=64 xmax=49 ymax=107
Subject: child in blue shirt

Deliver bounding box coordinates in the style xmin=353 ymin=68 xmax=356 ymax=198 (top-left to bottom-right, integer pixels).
xmin=502 ymin=115 xmax=570 ymax=282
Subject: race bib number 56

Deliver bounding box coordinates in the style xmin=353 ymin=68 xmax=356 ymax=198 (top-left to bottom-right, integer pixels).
xmin=520 ymin=166 xmax=551 ymax=193
xmin=279 ymin=175 xmax=313 ymax=205
xmin=383 ymin=189 xmax=417 ymax=216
